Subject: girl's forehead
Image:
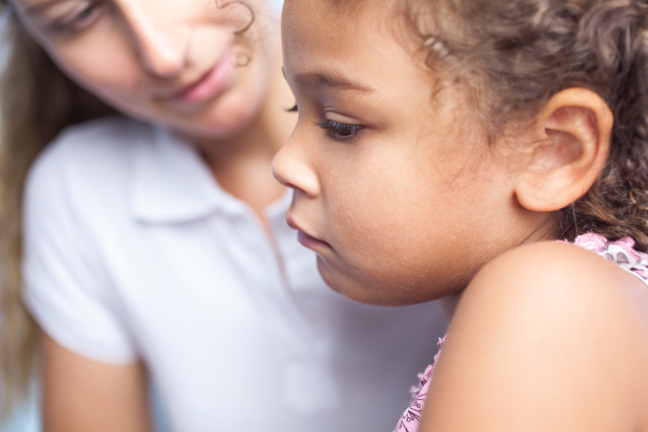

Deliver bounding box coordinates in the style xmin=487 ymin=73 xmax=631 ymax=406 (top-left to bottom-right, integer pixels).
xmin=282 ymin=0 xmax=436 ymax=114
xmin=282 ymin=0 xmax=417 ymax=72
xmin=283 ymin=0 xmax=409 ymax=64
xmin=283 ymin=0 xmax=390 ymax=45
xmin=283 ymin=0 xmax=385 ymax=25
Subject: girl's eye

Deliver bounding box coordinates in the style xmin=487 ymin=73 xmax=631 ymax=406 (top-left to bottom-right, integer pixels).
xmin=286 ymin=104 xmax=298 ymax=113
xmin=315 ymin=118 xmax=365 ymax=142
xmin=51 ymin=1 xmax=104 ymax=34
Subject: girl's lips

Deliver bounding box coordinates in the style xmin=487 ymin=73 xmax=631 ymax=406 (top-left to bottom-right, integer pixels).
xmin=169 ymin=47 xmax=235 ymax=103
xmin=286 ymin=216 xmax=331 ymax=250
xmin=297 ymin=230 xmax=331 ymax=250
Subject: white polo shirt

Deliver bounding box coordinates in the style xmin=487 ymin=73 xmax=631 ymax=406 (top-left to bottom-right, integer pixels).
xmin=22 ymin=117 xmax=447 ymax=432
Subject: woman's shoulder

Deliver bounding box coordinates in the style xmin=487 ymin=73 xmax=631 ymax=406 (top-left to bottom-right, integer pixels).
xmin=28 ymin=116 xmax=153 ymax=190
xmin=40 ymin=116 xmax=152 ymax=165
xmin=25 ymin=116 xmax=158 ymax=218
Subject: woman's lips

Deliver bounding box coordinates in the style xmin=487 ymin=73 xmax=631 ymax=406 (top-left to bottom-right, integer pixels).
xmin=168 ymin=47 xmax=235 ymax=103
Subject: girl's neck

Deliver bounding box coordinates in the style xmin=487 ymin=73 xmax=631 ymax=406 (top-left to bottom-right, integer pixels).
xmin=440 ymin=215 xmax=561 ymax=321
xmin=440 ymin=292 xmax=463 ymax=322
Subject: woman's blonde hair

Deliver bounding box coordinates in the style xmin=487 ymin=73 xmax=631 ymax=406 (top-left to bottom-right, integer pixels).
xmin=0 ymin=9 xmax=115 ymax=419
xmin=0 ymin=0 xmax=259 ymax=420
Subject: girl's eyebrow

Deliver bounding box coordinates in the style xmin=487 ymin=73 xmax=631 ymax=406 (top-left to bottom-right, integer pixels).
xmin=293 ymin=71 xmax=374 ymax=93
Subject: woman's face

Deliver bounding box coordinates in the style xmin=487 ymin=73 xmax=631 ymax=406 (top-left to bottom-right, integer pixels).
xmin=10 ymin=0 xmax=278 ymax=139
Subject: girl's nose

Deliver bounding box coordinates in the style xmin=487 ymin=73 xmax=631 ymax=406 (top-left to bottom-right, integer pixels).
xmin=272 ymin=132 xmax=320 ymax=198
xmin=119 ymin=2 xmax=188 ymax=79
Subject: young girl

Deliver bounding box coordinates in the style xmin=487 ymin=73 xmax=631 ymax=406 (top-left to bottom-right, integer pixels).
xmin=274 ymin=0 xmax=648 ymax=430
xmin=0 ymin=0 xmax=447 ymax=430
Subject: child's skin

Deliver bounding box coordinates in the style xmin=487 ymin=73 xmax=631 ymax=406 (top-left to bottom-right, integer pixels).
xmin=273 ymin=0 xmax=648 ymax=430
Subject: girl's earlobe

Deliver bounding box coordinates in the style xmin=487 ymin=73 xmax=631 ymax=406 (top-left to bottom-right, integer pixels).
xmin=514 ymin=88 xmax=613 ymax=213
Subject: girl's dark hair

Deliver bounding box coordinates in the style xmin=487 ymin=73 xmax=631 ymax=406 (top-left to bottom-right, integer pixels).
xmin=400 ymin=0 xmax=648 ymax=250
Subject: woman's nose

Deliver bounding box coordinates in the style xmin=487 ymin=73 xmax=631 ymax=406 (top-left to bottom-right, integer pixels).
xmin=119 ymin=2 xmax=188 ymax=79
xmin=272 ymin=132 xmax=320 ymax=198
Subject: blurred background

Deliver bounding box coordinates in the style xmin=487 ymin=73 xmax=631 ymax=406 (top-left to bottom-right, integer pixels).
xmin=0 ymin=0 xmax=285 ymax=430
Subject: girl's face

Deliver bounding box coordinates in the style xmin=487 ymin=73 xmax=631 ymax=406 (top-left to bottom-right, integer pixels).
xmin=273 ymin=0 xmax=553 ymax=306
xmin=10 ymin=0 xmax=278 ymax=139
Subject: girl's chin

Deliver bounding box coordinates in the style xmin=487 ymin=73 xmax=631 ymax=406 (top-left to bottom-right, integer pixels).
xmin=317 ymin=257 xmax=452 ymax=306
xmin=316 ymin=258 xmax=403 ymax=305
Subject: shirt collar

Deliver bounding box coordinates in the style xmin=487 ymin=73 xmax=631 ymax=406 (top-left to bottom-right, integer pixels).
xmin=129 ymin=125 xmax=245 ymax=224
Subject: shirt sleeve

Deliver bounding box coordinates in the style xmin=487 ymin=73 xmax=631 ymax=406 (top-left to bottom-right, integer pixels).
xmin=21 ymin=136 xmax=138 ymax=364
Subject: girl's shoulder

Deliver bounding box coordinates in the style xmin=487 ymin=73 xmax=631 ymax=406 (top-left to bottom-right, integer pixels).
xmin=459 ymin=238 xmax=648 ymax=351
xmin=467 ymin=238 xmax=648 ymax=317
xmin=424 ymin=240 xmax=648 ymax=431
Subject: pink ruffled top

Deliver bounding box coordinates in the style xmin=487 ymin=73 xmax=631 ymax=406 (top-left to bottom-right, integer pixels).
xmin=394 ymin=336 xmax=446 ymax=432
xmin=394 ymin=233 xmax=648 ymax=432
xmin=570 ymin=233 xmax=648 ymax=282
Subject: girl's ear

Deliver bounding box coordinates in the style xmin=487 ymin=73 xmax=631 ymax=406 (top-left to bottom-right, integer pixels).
xmin=514 ymin=88 xmax=613 ymax=213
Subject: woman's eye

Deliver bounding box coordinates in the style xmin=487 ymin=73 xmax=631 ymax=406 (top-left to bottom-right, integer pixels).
xmin=51 ymin=2 xmax=103 ymax=34
xmin=315 ymin=118 xmax=365 ymax=141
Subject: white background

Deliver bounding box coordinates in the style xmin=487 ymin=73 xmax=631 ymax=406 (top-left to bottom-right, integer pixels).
xmin=1 ymin=0 xmax=284 ymax=430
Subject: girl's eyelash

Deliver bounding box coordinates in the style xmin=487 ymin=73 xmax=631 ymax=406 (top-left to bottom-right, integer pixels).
xmin=50 ymin=2 xmax=103 ymax=34
xmin=286 ymin=104 xmax=298 ymax=113
xmin=315 ymin=119 xmax=365 ymax=141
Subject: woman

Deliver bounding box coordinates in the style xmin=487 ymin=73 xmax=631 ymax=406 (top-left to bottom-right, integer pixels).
xmin=0 ymin=0 xmax=446 ymax=431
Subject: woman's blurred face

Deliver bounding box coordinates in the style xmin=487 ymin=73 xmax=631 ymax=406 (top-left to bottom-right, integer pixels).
xmin=10 ymin=0 xmax=278 ymax=139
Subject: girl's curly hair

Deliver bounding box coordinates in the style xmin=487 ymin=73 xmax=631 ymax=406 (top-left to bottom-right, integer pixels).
xmin=400 ymin=0 xmax=648 ymax=250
